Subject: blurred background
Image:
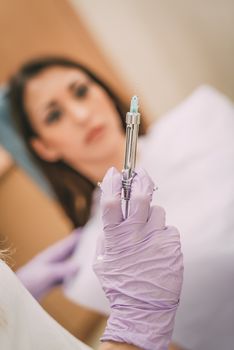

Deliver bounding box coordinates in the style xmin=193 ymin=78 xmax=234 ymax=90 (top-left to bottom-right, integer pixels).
xmin=0 ymin=0 xmax=233 ymax=348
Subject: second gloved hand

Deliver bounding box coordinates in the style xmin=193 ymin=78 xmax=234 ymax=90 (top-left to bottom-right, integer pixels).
xmin=93 ymin=167 xmax=183 ymax=350
xmin=16 ymin=231 xmax=80 ymax=300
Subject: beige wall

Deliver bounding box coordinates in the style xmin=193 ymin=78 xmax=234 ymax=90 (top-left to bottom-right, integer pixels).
xmin=71 ymin=0 xmax=234 ymax=120
xmin=0 ymin=0 xmax=128 ymax=100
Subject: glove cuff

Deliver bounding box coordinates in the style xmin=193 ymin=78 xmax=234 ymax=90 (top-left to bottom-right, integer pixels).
xmin=101 ymin=305 xmax=178 ymax=350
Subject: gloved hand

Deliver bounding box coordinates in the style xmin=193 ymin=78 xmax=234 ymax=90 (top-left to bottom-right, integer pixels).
xmin=93 ymin=167 xmax=183 ymax=350
xmin=16 ymin=230 xmax=80 ymax=301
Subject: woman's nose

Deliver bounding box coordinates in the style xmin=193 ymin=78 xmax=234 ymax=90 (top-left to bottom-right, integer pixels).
xmin=68 ymin=101 xmax=91 ymax=125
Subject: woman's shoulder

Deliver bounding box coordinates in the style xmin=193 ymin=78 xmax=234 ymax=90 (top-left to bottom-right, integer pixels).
xmin=0 ymin=259 xmax=91 ymax=350
xmin=0 ymin=259 xmax=16 ymax=291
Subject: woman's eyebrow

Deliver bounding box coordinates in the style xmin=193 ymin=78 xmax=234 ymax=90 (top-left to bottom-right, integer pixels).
xmin=44 ymin=100 xmax=58 ymax=111
xmin=68 ymin=78 xmax=90 ymax=91
xmin=68 ymin=80 xmax=80 ymax=91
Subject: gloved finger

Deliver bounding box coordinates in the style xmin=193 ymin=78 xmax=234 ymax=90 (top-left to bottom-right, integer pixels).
xmin=38 ymin=230 xmax=81 ymax=263
xmin=128 ymin=168 xmax=155 ymax=223
xmin=52 ymin=260 xmax=79 ymax=283
xmin=93 ymin=232 xmax=105 ymax=276
xmin=147 ymin=205 xmax=166 ymax=231
xmin=101 ymin=167 xmax=123 ymax=228
xmin=95 ymin=232 xmax=105 ymax=258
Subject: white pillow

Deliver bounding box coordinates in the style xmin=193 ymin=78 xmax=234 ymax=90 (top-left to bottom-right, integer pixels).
xmin=139 ymin=85 xmax=234 ymax=350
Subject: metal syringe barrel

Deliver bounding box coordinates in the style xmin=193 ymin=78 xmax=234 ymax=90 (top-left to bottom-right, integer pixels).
xmin=122 ymin=109 xmax=141 ymax=218
xmin=123 ymin=111 xmax=141 ymax=178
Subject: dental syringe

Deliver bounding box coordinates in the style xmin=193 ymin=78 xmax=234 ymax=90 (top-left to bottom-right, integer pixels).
xmin=122 ymin=96 xmax=141 ymax=219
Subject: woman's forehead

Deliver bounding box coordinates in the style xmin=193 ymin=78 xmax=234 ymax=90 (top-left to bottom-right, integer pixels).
xmin=25 ymin=67 xmax=88 ymax=113
xmin=27 ymin=66 xmax=88 ymax=96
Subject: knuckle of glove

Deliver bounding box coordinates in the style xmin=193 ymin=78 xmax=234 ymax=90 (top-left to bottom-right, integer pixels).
xmin=148 ymin=205 xmax=166 ymax=230
xmin=129 ymin=193 xmax=151 ymax=218
xmin=159 ymin=225 xmax=184 ymax=291
xmin=101 ymin=196 xmax=121 ymax=210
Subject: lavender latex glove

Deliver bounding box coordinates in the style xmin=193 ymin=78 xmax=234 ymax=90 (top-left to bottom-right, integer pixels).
xmin=93 ymin=167 xmax=183 ymax=350
xmin=16 ymin=231 xmax=80 ymax=301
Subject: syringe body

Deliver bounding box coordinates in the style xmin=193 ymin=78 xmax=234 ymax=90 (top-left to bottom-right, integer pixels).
xmin=122 ymin=110 xmax=141 ymax=219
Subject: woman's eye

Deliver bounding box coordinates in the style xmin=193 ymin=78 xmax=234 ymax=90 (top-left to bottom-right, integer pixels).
xmin=74 ymin=84 xmax=89 ymax=98
xmin=45 ymin=109 xmax=62 ymax=124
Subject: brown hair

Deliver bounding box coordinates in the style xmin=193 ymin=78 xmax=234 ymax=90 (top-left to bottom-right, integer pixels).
xmin=8 ymin=56 xmax=146 ymax=227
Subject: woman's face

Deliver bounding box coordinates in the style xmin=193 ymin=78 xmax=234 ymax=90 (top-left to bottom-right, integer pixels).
xmin=24 ymin=66 xmax=125 ymax=178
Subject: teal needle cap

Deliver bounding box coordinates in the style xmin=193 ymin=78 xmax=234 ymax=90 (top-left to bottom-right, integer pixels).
xmin=130 ymin=95 xmax=139 ymax=113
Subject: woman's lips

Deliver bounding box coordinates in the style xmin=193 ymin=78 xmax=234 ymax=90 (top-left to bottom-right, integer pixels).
xmin=85 ymin=125 xmax=106 ymax=144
